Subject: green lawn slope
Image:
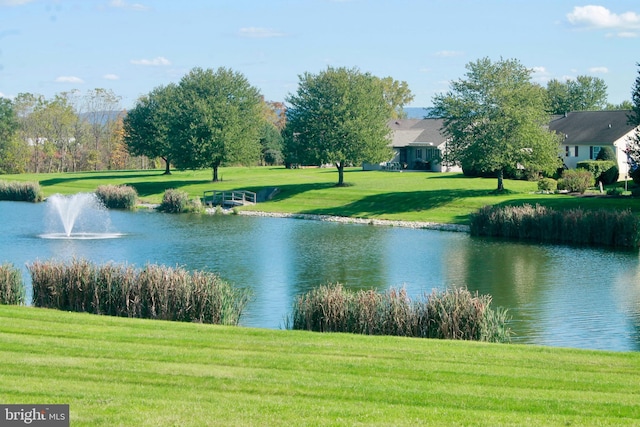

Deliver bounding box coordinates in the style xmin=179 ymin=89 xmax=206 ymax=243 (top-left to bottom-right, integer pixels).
xmin=1 ymin=305 xmax=639 ymax=426
xmin=5 ymin=166 xmax=639 ymax=224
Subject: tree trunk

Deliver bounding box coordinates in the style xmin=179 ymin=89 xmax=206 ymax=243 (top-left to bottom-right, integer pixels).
xmin=336 ymin=161 xmax=345 ymax=186
xmin=162 ymin=157 xmax=171 ymax=175
xmin=212 ymin=164 xmax=220 ymax=182
xmin=497 ymin=169 xmax=504 ymax=191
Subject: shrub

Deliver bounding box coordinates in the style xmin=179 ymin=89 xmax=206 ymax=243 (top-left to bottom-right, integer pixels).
xmin=0 ymin=180 xmax=43 ymax=202
xmin=469 ymin=204 xmax=640 ymax=248
xmin=29 ymin=259 xmax=252 ymax=325
xmin=577 ymin=160 xmax=618 ymax=185
xmin=289 ymin=284 xmax=511 ymax=343
xmin=95 ymin=185 xmax=138 ymax=210
xmin=596 ymin=146 xmax=616 ymax=161
xmin=0 ymin=263 xmax=25 ymax=305
xmin=158 ymin=189 xmax=203 ymax=213
xmin=557 ymin=169 xmax=593 ymax=193
xmin=607 ymin=187 xmax=626 ymax=196
xmin=537 ymin=177 xmax=557 ymax=192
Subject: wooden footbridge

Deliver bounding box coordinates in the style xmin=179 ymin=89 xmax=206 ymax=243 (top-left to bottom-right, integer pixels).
xmin=203 ymin=190 xmax=256 ymax=208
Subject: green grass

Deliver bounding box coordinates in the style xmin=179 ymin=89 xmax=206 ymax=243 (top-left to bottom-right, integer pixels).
xmin=0 ymin=305 xmax=639 ymax=426
xmin=4 ymin=166 xmax=639 ymax=224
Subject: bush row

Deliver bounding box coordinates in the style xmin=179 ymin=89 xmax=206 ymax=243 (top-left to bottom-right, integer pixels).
xmin=288 ymin=284 xmax=511 ymax=343
xmin=95 ymin=184 xmax=138 ymax=210
xmin=469 ymin=204 xmax=640 ymax=248
xmin=0 ymin=263 xmax=25 ymax=305
xmin=0 ymin=180 xmax=43 ymax=202
xmin=29 ymin=259 xmax=251 ymax=325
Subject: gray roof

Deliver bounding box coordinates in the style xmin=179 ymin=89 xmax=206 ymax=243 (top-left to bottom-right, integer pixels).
xmin=388 ymin=118 xmax=446 ymax=147
xmin=549 ymin=110 xmax=636 ymax=145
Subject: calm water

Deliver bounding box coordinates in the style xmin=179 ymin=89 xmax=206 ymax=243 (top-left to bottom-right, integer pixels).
xmin=1 ymin=200 xmax=639 ymax=352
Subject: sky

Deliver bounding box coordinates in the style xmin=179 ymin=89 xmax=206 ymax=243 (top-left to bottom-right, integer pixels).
xmin=1 ymin=0 xmax=639 ymax=110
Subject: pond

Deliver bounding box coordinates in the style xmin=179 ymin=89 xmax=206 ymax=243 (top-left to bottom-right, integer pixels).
xmin=1 ymin=200 xmax=639 ymax=352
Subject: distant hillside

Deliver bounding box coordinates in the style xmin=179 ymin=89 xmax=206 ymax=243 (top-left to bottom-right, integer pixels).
xmin=79 ymin=110 xmax=124 ymax=125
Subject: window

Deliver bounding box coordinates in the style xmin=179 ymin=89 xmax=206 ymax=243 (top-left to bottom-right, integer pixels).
xmin=416 ymin=148 xmax=423 ymax=159
xmin=591 ymin=146 xmax=601 ymax=160
xmin=565 ymin=146 xmax=570 ymax=157
xmin=574 ymin=146 xmax=579 ymax=157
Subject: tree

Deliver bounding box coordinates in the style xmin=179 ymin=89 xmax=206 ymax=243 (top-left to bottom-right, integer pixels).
xmin=0 ymin=98 xmax=25 ymax=174
xmin=431 ymin=57 xmax=561 ymax=191
xmin=379 ymin=76 xmax=414 ymax=119
xmin=546 ymin=75 xmax=608 ymax=114
xmin=170 ymin=67 xmax=264 ymax=181
xmin=82 ymin=88 xmax=122 ymax=170
xmin=626 ymin=63 xmax=640 ymax=171
xmin=285 ymin=66 xmax=393 ymax=185
xmin=123 ymin=84 xmax=178 ymax=174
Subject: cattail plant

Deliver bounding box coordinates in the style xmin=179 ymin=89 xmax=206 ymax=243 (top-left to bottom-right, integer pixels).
xmin=29 ymin=259 xmax=251 ymax=325
xmin=95 ymin=184 xmax=138 ymax=209
xmin=0 ymin=263 xmax=26 ymax=305
xmin=289 ymin=284 xmax=511 ymax=343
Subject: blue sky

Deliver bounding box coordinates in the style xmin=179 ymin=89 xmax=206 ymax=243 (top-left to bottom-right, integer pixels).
xmin=1 ymin=0 xmax=639 ymax=110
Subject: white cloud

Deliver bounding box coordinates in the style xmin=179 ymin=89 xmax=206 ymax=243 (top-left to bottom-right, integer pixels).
xmin=589 ymin=66 xmax=609 ymax=74
xmin=109 ymin=0 xmax=149 ymax=11
xmin=0 ymin=92 xmax=6 ymax=98
xmin=103 ymin=74 xmax=120 ymax=80
xmin=612 ymin=31 xmax=638 ymax=38
xmin=130 ymin=56 xmax=171 ymax=66
xmin=238 ymin=27 xmax=286 ymax=38
xmin=55 ymin=76 xmax=84 ymax=84
xmin=567 ymin=5 xmax=640 ymax=36
xmin=434 ymin=50 xmax=464 ymax=57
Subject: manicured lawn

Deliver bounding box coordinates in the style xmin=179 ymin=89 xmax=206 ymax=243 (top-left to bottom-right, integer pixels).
xmin=4 ymin=166 xmax=639 ymax=224
xmin=0 ymin=305 xmax=639 ymax=426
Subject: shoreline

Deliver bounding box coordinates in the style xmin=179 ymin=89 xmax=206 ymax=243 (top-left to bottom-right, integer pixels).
xmin=207 ymin=208 xmax=470 ymax=232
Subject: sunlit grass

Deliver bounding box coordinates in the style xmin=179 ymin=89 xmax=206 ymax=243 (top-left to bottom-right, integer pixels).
xmin=0 ymin=305 xmax=639 ymax=426
xmin=4 ymin=166 xmax=640 ymax=224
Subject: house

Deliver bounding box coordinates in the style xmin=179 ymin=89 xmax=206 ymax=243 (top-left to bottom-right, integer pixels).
xmin=549 ymin=110 xmax=638 ymax=179
xmin=364 ymin=111 xmax=639 ymax=179
xmin=363 ymin=118 xmax=461 ymax=172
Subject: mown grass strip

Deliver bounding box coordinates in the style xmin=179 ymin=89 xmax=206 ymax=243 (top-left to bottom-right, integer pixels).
xmin=0 ymin=305 xmax=638 ymax=426
xmin=5 ymin=167 xmax=640 ymax=225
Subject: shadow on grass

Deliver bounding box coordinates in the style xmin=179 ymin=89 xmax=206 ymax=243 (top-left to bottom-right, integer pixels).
xmin=39 ymin=171 xmax=165 ymax=187
xmin=131 ymin=180 xmax=212 ymax=197
xmin=299 ymin=189 xmax=490 ymax=218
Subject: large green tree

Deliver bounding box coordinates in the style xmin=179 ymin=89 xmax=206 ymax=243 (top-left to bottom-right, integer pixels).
xmin=285 ymin=66 xmax=394 ymax=185
xmin=170 ymin=67 xmax=264 ymax=181
xmin=0 ymin=98 xmax=25 ymax=174
xmin=546 ymin=75 xmax=608 ymax=114
xmin=626 ymin=62 xmax=640 ymax=169
xmin=123 ymin=84 xmax=178 ymax=174
xmin=432 ymin=57 xmax=561 ymax=191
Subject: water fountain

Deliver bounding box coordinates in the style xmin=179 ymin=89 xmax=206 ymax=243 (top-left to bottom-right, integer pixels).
xmin=40 ymin=193 xmax=124 ymax=240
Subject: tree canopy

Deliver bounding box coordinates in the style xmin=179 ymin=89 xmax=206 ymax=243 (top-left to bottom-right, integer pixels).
xmin=626 ymin=63 xmax=640 ymax=170
xmin=169 ymin=67 xmax=264 ymax=181
xmin=431 ymin=57 xmax=561 ymax=191
xmin=284 ymin=66 xmax=395 ymax=185
xmin=546 ymin=75 xmax=608 ymax=114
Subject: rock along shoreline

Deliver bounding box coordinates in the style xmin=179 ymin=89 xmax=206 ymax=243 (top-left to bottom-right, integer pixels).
xmin=205 ymin=208 xmax=469 ymax=233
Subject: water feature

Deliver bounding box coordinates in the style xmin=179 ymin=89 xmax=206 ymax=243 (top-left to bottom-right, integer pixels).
xmin=40 ymin=193 xmax=124 ymax=240
xmin=1 ymin=200 xmax=639 ymax=352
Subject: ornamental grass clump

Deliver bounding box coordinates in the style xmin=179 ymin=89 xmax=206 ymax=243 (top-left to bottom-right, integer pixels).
xmin=289 ymin=284 xmax=511 ymax=343
xmin=158 ymin=189 xmax=203 ymax=213
xmin=0 ymin=263 xmax=26 ymax=305
xmin=469 ymin=204 xmax=640 ymax=248
xmin=0 ymin=180 xmax=43 ymax=202
xmin=95 ymin=184 xmax=138 ymax=209
xmin=29 ymin=259 xmax=251 ymax=325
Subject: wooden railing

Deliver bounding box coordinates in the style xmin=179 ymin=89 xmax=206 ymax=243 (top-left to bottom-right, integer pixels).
xmin=202 ymin=190 xmax=256 ymax=207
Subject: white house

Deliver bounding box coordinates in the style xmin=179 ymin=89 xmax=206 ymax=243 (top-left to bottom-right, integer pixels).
xmin=548 ymin=110 xmax=638 ymax=179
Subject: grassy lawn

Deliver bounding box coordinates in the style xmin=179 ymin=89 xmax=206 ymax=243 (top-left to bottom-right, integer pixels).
xmin=1 ymin=305 xmax=639 ymax=426
xmin=4 ymin=166 xmax=639 ymax=224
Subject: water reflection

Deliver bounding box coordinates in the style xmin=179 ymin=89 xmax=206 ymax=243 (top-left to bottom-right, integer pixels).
xmin=1 ymin=201 xmax=639 ymax=351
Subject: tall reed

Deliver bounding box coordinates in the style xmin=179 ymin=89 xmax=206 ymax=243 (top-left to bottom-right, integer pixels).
xmin=289 ymin=284 xmax=511 ymax=343
xmin=0 ymin=180 xmax=43 ymax=202
xmin=0 ymin=263 xmax=26 ymax=305
xmin=158 ymin=189 xmax=203 ymax=213
xmin=29 ymin=259 xmax=251 ymax=325
xmin=95 ymin=184 xmax=138 ymax=209
xmin=469 ymin=204 xmax=640 ymax=248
